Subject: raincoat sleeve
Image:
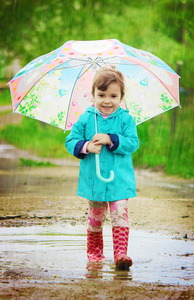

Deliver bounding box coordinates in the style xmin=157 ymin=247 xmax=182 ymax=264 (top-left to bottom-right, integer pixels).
xmin=108 ymin=114 xmax=139 ymax=155
xmin=65 ymin=115 xmax=88 ymax=159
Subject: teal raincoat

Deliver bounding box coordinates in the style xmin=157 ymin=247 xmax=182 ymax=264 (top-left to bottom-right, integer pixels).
xmin=65 ymin=106 xmax=139 ymax=202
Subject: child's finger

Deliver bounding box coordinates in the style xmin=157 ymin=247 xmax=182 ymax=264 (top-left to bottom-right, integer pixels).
xmin=92 ymin=137 xmax=99 ymax=142
xmin=93 ymin=140 xmax=102 ymax=145
xmin=93 ymin=134 xmax=102 ymax=141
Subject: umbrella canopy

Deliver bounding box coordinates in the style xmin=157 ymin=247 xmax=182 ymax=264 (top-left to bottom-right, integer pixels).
xmin=9 ymin=39 xmax=180 ymax=130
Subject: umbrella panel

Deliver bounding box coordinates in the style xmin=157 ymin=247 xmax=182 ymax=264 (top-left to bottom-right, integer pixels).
xmin=15 ymin=63 xmax=93 ymax=130
xmin=118 ymin=61 xmax=179 ymax=124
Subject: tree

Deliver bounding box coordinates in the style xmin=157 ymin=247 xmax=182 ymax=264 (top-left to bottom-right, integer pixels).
xmin=0 ymin=0 xmax=193 ymax=88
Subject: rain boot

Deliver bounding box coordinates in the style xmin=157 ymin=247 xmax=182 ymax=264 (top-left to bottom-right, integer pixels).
xmin=87 ymin=229 xmax=106 ymax=262
xmin=112 ymin=226 xmax=133 ymax=270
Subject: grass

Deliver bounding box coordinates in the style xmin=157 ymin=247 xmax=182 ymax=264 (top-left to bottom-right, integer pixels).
xmin=0 ymin=90 xmax=193 ymax=178
xmin=0 ymin=89 xmax=12 ymax=106
xmin=19 ymin=157 xmax=57 ymax=167
xmin=133 ymin=92 xmax=194 ymax=178
xmin=0 ymin=116 xmax=72 ymax=159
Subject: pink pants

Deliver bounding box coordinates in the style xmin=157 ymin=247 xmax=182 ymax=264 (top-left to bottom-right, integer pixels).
xmin=87 ymin=199 xmax=129 ymax=232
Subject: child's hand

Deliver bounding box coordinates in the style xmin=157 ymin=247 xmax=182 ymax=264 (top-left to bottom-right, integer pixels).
xmin=92 ymin=134 xmax=112 ymax=146
xmin=87 ymin=141 xmax=102 ymax=154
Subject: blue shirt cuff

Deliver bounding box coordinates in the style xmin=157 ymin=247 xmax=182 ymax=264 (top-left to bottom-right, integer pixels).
xmin=106 ymin=134 xmax=119 ymax=152
xmin=74 ymin=140 xmax=87 ymax=159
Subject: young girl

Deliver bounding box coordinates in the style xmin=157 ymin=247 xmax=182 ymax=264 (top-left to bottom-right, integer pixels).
xmin=65 ymin=67 xmax=139 ymax=270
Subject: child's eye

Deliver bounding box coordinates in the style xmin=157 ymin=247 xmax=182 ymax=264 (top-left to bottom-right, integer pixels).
xmin=99 ymin=94 xmax=104 ymax=97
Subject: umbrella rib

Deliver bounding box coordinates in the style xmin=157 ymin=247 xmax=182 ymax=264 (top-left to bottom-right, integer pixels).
xmin=56 ymin=62 xmax=91 ymax=70
xmin=77 ymin=57 xmax=102 ymax=78
xmin=64 ymin=62 xmax=90 ymax=130
xmin=95 ymin=61 xmax=104 ymax=68
xmin=100 ymin=56 xmax=135 ymax=66
xmin=68 ymin=57 xmax=92 ymax=63
xmin=99 ymin=55 xmax=120 ymax=62
xmin=56 ymin=57 xmax=96 ymax=71
xmin=54 ymin=58 xmax=91 ymax=69
xmin=52 ymin=57 xmax=92 ymax=71
xmin=96 ymin=57 xmax=110 ymax=65
xmin=77 ymin=64 xmax=93 ymax=79
xmin=77 ymin=57 xmax=111 ymax=77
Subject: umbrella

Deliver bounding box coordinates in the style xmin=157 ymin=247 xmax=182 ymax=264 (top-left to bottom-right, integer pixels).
xmin=9 ymin=39 xmax=180 ymax=182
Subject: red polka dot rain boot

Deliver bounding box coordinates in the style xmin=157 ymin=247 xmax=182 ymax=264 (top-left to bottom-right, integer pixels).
xmin=87 ymin=229 xmax=106 ymax=262
xmin=112 ymin=227 xmax=133 ymax=271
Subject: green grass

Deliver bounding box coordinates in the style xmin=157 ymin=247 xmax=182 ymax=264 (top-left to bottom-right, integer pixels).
xmin=0 ymin=89 xmax=12 ymax=106
xmin=19 ymin=157 xmax=56 ymax=167
xmin=133 ymin=92 xmax=194 ymax=178
xmin=0 ymin=116 xmax=72 ymax=159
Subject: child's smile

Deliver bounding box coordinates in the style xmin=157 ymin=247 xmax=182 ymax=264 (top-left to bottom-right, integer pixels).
xmin=94 ymin=82 xmax=123 ymax=115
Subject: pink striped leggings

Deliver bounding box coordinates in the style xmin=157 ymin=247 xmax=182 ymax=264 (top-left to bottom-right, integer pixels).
xmin=87 ymin=199 xmax=129 ymax=232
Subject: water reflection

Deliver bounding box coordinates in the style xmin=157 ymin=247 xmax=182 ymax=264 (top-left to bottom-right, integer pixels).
xmin=0 ymin=224 xmax=193 ymax=285
xmin=85 ymin=261 xmax=133 ymax=280
xmin=86 ymin=261 xmax=104 ymax=279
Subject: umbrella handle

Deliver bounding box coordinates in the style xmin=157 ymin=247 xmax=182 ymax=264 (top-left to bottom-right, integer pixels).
xmin=95 ymin=154 xmax=114 ymax=183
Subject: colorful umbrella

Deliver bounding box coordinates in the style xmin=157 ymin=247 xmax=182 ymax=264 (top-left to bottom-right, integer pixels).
xmin=9 ymin=39 xmax=180 ymax=182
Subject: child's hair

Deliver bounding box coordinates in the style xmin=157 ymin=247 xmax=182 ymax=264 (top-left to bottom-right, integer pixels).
xmin=92 ymin=66 xmax=125 ymax=98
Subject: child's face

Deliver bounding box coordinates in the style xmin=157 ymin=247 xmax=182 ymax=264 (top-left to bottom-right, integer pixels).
xmin=93 ymin=82 xmax=123 ymax=115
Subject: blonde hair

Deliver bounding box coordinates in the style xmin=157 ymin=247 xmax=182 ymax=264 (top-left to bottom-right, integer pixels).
xmin=92 ymin=66 xmax=125 ymax=99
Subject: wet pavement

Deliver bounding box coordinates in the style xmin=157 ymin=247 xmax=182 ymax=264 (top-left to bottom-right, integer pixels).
xmin=0 ymin=224 xmax=193 ymax=286
xmin=0 ymin=141 xmax=194 ymax=294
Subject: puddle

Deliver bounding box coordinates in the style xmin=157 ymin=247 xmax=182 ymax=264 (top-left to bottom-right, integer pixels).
xmin=0 ymin=225 xmax=193 ymax=285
